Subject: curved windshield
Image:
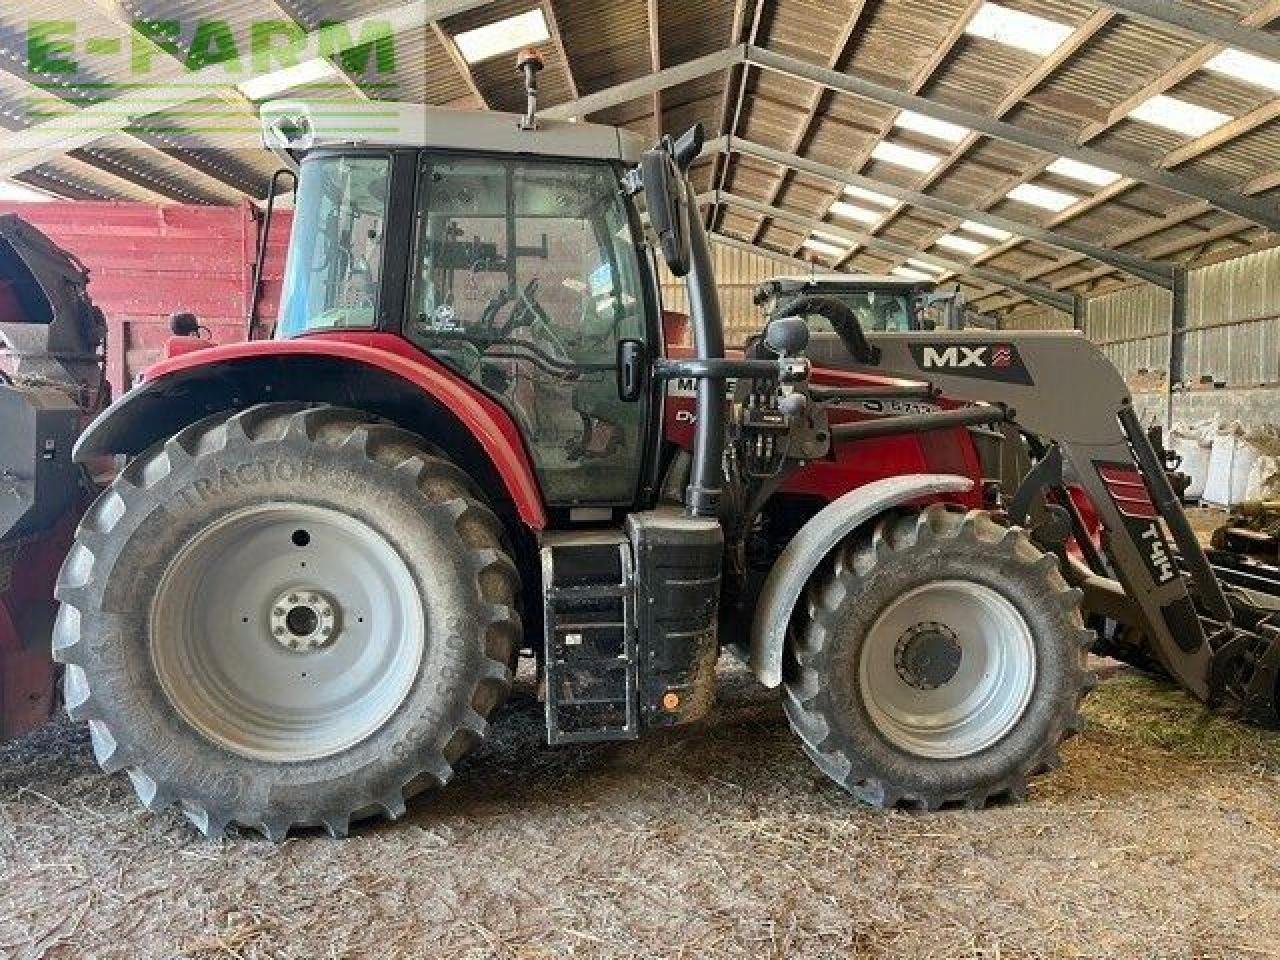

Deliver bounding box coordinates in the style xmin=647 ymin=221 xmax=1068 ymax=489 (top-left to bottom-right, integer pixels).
xmin=277 ymin=154 xmax=391 ymax=337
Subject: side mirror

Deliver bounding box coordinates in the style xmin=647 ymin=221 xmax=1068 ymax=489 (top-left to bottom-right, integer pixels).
xmin=671 ymin=122 xmax=705 ymax=172
xmin=640 ymin=148 xmax=691 ymax=277
xmin=169 ymin=312 xmax=201 ymax=337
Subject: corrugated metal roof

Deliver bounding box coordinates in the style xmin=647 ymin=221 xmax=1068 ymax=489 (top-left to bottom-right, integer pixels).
xmin=0 ymin=0 xmax=1271 ymax=323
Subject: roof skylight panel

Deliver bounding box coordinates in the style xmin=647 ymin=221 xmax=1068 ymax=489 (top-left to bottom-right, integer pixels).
xmin=965 ymin=3 xmax=1074 ymax=57
xmin=1128 ymin=95 xmax=1231 ymax=137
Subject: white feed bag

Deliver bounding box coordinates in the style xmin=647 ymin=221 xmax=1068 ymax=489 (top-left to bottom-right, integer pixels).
xmin=1170 ymin=420 xmax=1215 ymax=500
xmin=1203 ymin=425 xmax=1259 ymax=507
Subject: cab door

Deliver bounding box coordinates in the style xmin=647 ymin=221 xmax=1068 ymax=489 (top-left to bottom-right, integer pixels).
xmin=409 ymin=153 xmax=652 ymax=507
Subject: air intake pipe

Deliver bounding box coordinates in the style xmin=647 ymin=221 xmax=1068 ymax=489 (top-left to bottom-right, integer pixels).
xmin=679 ymin=177 xmax=726 ymax=518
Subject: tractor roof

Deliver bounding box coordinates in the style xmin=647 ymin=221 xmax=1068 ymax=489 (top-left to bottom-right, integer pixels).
xmin=261 ymin=101 xmax=645 ymax=164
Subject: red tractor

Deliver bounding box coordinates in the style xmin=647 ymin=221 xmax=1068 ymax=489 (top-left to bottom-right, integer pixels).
xmin=45 ymin=81 xmax=1103 ymax=839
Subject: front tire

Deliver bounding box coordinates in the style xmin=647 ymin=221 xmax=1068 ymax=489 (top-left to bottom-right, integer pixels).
xmin=784 ymin=505 xmax=1094 ymax=809
xmin=54 ymin=404 xmax=520 ymax=839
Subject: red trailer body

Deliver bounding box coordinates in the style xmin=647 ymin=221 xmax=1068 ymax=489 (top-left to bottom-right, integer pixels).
xmin=0 ymin=202 xmax=292 ymax=392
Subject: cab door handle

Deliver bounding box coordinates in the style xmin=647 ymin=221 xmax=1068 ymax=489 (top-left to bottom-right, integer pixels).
xmin=616 ymin=339 xmax=646 ymax=402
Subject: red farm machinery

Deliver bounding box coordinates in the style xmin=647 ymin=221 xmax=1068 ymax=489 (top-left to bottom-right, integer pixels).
xmin=0 ymin=216 xmax=108 ymax=745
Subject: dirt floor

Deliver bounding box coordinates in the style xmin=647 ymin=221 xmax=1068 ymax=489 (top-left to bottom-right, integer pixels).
xmin=2 ymin=659 xmax=1280 ymax=960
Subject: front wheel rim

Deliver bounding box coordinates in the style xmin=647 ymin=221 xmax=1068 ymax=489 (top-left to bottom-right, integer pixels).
xmin=150 ymin=502 xmax=425 ymax=763
xmin=858 ymin=579 xmax=1036 ymax=759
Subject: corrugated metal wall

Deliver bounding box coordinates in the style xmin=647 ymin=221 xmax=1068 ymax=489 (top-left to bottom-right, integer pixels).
xmin=1185 ymin=247 xmax=1280 ymax=388
xmin=1086 ymin=285 xmax=1172 ymax=380
xmin=1001 ymin=247 xmax=1280 ymax=391
xmin=658 ymin=242 xmax=786 ymax=345
xmin=1010 ymin=247 xmax=1280 ymax=388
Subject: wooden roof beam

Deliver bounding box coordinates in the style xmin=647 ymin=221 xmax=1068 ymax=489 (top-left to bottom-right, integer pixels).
xmin=543 ymin=0 xmax=580 ymax=101
xmin=1099 ymin=0 xmax=1280 ymax=62
xmin=713 ymin=135 xmax=1175 ymax=286
xmin=742 ymin=44 xmax=1280 ymax=230
xmin=866 ymin=9 xmax=1115 ymax=273
xmin=967 ymin=167 xmax=1277 ymax=309
xmin=707 ymin=0 xmax=769 ymax=232
xmin=710 ymin=189 xmax=1077 ymax=311
xmin=431 ymin=23 xmax=489 ymax=109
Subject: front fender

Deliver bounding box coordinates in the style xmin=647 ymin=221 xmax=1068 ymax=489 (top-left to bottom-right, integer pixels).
xmin=74 ymin=334 xmax=548 ymax=530
xmin=749 ymin=473 xmax=974 ymax=688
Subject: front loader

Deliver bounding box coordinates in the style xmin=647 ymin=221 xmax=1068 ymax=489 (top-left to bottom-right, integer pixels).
xmin=51 ymin=62 xmax=1093 ymax=839
xmin=754 ymin=275 xmax=1280 ymax=727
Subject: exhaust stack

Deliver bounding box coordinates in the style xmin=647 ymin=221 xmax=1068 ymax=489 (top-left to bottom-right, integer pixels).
xmin=517 ymin=48 xmax=544 ymax=131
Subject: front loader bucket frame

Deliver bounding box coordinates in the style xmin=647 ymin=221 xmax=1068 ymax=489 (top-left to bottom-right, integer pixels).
xmin=807 ymin=329 xmax=1231 ymax=703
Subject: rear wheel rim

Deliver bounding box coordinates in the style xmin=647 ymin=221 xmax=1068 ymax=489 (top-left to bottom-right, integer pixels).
xmin=858 ymin=579 xmax=1036 ymax=759
xmin=150 ymin=503 xmax=424 ymax=763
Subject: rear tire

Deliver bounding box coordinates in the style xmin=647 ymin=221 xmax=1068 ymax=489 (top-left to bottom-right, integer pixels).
xmin=783 ymin=505 xmax=1094 ymax=809
xmin=54 ymin=404 xmax=520 ymax=840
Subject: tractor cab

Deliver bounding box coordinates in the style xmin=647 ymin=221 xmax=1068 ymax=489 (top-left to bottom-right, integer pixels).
xmin=268 ymin=101 xmax=662 ymax=509
xmin=754 ymin=274 xmax=934 ymax=332
xmin=754 ymin=273 xmax=994 ymax=332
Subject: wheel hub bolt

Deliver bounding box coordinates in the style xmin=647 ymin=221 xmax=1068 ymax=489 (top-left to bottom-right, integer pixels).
xmin=269 ymin=590 xmax=340 ymax=652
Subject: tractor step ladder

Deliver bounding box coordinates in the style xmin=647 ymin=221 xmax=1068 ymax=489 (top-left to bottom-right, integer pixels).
xmin=540 ymin=531 xmax=639 ymax=744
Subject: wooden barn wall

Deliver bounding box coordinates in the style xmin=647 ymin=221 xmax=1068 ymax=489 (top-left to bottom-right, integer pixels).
xmin=1000 ymin=306 xmax=1073 ymax=331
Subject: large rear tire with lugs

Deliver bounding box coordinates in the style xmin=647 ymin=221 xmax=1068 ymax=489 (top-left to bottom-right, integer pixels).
xmin=54 ymin=404 xmax=520 ymax=840
xmin=783 ymin=505 xmax=1094 ymax=810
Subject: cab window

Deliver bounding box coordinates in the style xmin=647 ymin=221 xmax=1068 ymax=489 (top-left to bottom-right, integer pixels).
xmin=277 ymin=154 xmax=391 ymax=337
xmin=410 ymin=156 xmax=648 ymax=505
xmin=801 ymin=290 xmax=918 ymax=333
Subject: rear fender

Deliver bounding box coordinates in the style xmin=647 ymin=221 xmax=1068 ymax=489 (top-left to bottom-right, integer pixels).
xmin=74 ymin=334 xmax=547 ymax=530
xmin=749 ymin=474 xmax=974 ymax=688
